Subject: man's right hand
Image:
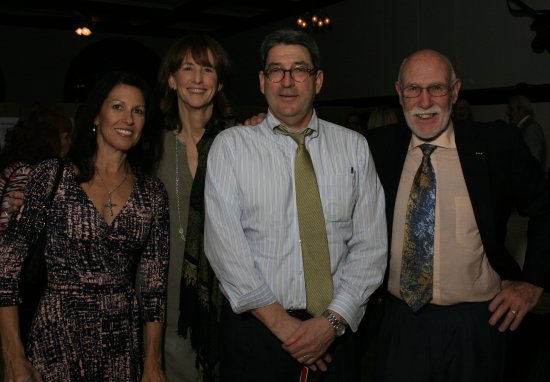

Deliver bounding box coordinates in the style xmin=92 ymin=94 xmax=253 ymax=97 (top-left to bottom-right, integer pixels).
xmin=283 ymin=317 xmax=335 ymax=371
xmin=251 ymin=303 xmax=332 ymax=371
xmin=7 ymin=191 xmax=24 ymax=213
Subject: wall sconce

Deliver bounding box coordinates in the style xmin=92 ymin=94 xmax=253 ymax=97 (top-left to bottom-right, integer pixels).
xmin=75 ymin=26 xmax=92 ymax=36
xmin=296 ymin=11 xmax=331 ymax=30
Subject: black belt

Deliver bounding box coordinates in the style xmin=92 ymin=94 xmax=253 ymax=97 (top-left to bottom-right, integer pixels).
xmin=286 ymin=309 xmax=313 ymax=321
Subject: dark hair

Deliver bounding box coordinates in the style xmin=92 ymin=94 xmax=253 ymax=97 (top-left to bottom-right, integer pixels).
xmin=0 ymin=107 xmax=71 ymax=171
xmin=260 ymin=29 xmax=321 ymax=70
xmin=68 ymin=71 xmax=160 ymax=182
xmin=157 ymin=34 xmax=232 ymax=131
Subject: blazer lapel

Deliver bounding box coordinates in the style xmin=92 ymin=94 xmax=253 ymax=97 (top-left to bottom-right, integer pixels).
xmin=383 ymin=125 xmax=411 ymax=243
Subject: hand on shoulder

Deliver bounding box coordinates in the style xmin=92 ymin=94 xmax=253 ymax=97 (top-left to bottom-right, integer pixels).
xmin=241 ymin=113 xmax=267 ymax=126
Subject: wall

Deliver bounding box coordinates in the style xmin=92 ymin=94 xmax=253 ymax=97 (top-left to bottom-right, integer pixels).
xmin=0 ymin=25 xmax=175 ymax=107
xmin=218 ymin=0 xmax=550 ymax=168
xmin=220 ymin=0 xmax=550 ymax=105
xmin=1 ymin=0 xmax=549 ymax=110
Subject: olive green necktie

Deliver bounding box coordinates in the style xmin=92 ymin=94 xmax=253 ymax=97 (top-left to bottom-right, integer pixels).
xmin=276 ymin=127 xmax=333 ymax=316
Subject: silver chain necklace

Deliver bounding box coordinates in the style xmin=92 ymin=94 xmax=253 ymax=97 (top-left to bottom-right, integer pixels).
xmin=95 ymin=168 xmax=128 ymax=217
xmin=174 ymin=136 xmax=186 ymax=241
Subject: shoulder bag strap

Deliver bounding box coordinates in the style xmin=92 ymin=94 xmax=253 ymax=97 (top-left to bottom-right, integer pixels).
xmin=44 ymin=159 xmax=64 ymax=209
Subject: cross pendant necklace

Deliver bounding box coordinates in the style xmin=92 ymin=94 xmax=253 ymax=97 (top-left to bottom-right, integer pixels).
xmin=104 ymin=193 xmax=117 ymax=216
xmin=95 ymin=168 xmax=128 ymax=217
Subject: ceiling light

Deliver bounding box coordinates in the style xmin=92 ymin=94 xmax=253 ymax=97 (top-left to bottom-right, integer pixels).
xmin=75 ymin=26 xmax=92 ymax=36
xmin=296 ymin=10 xmax=331 ymax=31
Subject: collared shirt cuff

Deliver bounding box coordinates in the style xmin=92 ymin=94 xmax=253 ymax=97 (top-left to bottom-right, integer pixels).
xmin=225 ymin=282 xmax=279 ymax=314
xmin=328 ymin=293 xmax=366 ymax=332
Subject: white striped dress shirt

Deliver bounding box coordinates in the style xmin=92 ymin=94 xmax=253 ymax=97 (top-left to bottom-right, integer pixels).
xmin=204 ymin=110 xmax=387 ymax=331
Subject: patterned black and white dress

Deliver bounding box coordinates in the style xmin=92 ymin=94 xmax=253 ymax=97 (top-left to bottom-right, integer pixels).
xmin=0 ymin=159 xmax=169 ymax=381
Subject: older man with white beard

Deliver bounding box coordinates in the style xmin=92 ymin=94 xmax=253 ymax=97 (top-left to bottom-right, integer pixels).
xmin=366 ymin=49 xmax=550 ymax=382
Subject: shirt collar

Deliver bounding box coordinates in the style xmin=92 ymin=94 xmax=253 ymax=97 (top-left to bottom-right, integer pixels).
xmin=409 ymin=120 xmax=456 ymax=151
xmin=267 ymin=109 xmax=320 ymax=135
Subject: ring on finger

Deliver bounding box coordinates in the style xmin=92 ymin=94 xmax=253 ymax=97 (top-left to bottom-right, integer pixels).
xmin=510 ymin=309 xmax=518 ymax=315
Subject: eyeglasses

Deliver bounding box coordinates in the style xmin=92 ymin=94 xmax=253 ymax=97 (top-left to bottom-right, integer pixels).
xmin=263 ymin=66 xmax=318 ymax=83
xmin=400 ymin=82 xmax=456 ymax=98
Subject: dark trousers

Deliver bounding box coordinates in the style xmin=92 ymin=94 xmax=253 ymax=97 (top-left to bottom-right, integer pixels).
xmin=505 ymin=312 xmax=550 ymax=382
xmin=219 ymin=300 xmax=360 ymax=382
xmin=376 ymin=295 xmax=506 ymax=382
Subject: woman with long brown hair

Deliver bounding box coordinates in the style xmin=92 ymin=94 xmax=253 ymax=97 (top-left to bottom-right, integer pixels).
xmin=156 ymin=34 xmax=232 ymax=381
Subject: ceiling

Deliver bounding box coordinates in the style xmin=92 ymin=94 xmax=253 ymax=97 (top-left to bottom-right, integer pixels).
xmin=0 ymin=0 xmax=344 ymax=39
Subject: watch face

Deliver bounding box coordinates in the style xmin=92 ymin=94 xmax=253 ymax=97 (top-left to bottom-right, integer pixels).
xmin=336 ymin=323 xmax=346 ymax=336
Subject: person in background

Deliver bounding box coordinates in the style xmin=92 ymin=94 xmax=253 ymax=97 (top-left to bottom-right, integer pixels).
xmin=366 ymin=106 xmax=399 ymax=131
xmin=453 ymin=97 xmax=474 ymax=122
xmin=345 ymin=111 xmax=363 ymax=133
xmin=204 ymin=29 xmax=387 ymax=381
xmin=0 ymin=71 xmax=169 ymax=381
xmin=0 ymin=107 xmax=71 ymax=237
xmin=367 ymin=49 xmax=550 ymax=382
xmin=0 ymin=107 xmax=72 ymax=349
xmin=155 ymin=33 xmax=232 ymax=382
xmin=507 ymin=95 xmax=546 ymax=168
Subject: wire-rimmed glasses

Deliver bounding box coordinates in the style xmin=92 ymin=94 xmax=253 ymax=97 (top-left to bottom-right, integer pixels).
xmin=400 ymin=81 xmax=457 ymax=98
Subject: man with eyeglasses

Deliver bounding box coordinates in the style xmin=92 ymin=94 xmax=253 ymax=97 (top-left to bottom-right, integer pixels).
xmin=367 ymin=49 xmax=550 ymax=381
xmin=204 ymin=29 xmax=387 ymax=381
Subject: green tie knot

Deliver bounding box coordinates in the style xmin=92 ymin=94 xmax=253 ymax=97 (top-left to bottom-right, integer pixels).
xmin=275 ymin=127 xmax=313 ymax=146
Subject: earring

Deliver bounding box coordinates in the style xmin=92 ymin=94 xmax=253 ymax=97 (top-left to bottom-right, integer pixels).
xmin=93 ymin=123 xmax=98 ymax=133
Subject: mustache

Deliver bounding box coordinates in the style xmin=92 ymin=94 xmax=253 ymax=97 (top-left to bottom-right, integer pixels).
xmin=409 ymin=106 xmax=442 ymax=115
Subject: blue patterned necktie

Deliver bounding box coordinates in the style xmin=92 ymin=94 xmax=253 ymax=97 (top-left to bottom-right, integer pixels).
xmin=400 ymin=144 xmax=437 ymax=312
xmin=275 ymin=127 xmax=333 ymax=316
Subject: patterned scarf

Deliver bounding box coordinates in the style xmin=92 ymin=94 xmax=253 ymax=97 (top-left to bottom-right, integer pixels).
xmin=178 ymin=118 xmax=225 ymax=381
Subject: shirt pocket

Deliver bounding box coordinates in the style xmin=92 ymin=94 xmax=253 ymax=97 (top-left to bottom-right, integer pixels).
xmin=318 ymin=174 xmax=355 ymax=222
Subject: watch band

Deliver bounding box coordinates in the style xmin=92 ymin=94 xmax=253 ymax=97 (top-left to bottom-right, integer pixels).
xmin=321 ymin=310 xmax=346 ymax=337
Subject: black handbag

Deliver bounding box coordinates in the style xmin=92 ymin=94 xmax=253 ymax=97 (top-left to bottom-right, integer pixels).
xmin=18 ymin=159 xmax=63 ymax=346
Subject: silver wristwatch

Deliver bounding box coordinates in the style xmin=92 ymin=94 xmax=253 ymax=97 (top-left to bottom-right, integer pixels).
xmin=321 ymin=310 xmax=346 ymax=337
